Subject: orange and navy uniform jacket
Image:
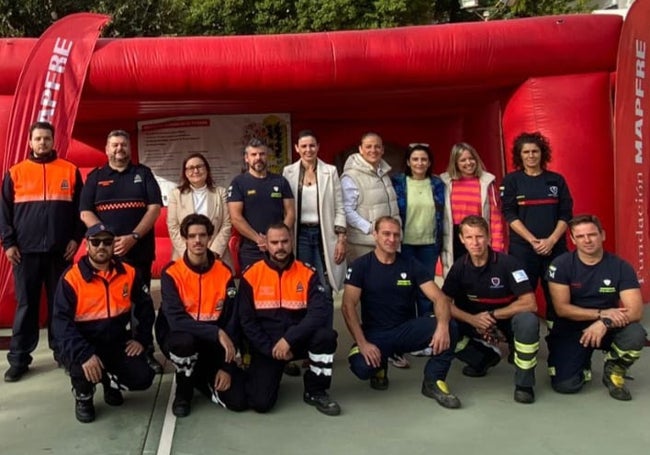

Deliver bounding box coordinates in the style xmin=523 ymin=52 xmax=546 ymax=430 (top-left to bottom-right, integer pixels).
xmin=158 ymin=251 xmax=238 ymax=345
xmin=52 ymin=256 xmax=154 ymax=365
xmin=238 ymin=254 xmax=331 ymax=357
xmin=0 ymin=151 xmax=84 ymax=253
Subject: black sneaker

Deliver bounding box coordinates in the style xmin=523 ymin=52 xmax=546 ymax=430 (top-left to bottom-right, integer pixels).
xmin=303 ymin=392 xmax=341 ymax=416
xmin=4 ymin=365 xmax=28 ymax=382
xmin=602 ymin=361 xmax=632 ymax=401
xmin=147 ymin=352 xmax=164 ymax=374
xmin=172 ymin=395 xmax=192 ymax=417
xmin=74 ymin=393 xmax=96 ymax=423
xmin=462 ymin=349 xmax=501 ymax=378
xmin=370 ymin=368 xmax=389 ymax=391
xmin=284 ymin=362 xmax=301 ymax=377
xmin=103 ymin=386 xmax=124 ymax=406
xmin=421 ymin=379 xmax=461 ymax=409
xmin=514 ymin=386 xmax=535 ymax=404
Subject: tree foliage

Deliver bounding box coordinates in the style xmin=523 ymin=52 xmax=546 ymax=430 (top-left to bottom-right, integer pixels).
xmin=0 ymin=0 xmax=595 ymax=38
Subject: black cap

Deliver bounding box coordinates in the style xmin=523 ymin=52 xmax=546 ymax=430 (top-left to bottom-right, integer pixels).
xmin=85 ymin=223 xmax=115 ymax=238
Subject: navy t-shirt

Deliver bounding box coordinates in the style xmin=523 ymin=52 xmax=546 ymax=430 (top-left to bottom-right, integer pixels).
xmin=227 ymin=172 xmax=293 ymax=248
xmin=345 ymin=252 xmax=432 ymax=332
xmin=546 ymin=251 xmax=639 ymax=311
xmin=500 ymin=170 xmax=573 ymax=248
xmin=442 ymin=249 xmax=533 ymax=314
xmin=80 ymin=163 xmax=162 ymax=263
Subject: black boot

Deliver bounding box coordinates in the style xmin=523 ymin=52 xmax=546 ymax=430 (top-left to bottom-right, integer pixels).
xmin=172 ymin=373 xmax=193 ymax=417
xmin=73 ymin=388 xmax=96 ymax=423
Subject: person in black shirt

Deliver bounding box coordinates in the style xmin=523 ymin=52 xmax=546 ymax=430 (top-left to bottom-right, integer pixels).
xmin=341 ymin=216 xmax=460 ymax=409
xmin=80 ymin=129 xmax=163 ymax=373
xmin=442 ymin=215 xmax=539 ymax=404
xmin=547 ymin=214 xmax=646 ymax=401
xmin=227 ymin=138 xmax=295 ymax=272
xmin=500 ymin=132 xmax=573 ymax=322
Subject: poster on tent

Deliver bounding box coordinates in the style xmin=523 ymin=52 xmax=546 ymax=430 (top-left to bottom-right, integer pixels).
xmin=137 ymin=113 xmax=291 ymax=205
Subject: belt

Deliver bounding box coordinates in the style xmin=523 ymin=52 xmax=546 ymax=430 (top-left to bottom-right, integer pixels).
xmin=300 ymin=223 xmax=320 ymax=228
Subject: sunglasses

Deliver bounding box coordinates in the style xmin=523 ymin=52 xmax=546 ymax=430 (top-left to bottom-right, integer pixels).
xmin=88 ymin=238 xmax=114 ymax=247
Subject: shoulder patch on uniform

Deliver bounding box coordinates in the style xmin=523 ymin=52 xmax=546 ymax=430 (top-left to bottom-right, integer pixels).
xmin=346 ymin=267 xmax=352 ymax=280
xmin=227 ymin=286 xmax=237 ymax=298
xmin=548 ymin=265 xmax=557 ymax=279
xmin=511 ymin=269 xmax=528 ymax=283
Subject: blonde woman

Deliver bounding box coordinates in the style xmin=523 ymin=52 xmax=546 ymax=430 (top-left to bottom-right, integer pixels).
xmin=440 ymin=143 xmax=504 ymax=276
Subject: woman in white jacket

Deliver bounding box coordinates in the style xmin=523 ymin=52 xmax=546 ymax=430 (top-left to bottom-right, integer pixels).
xmin=282 ymin=130 xmax=347 ymax=294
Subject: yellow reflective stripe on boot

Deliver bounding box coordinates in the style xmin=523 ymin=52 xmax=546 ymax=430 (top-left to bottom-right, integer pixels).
xmin=514 ymin=340 xmax=539 ymax=354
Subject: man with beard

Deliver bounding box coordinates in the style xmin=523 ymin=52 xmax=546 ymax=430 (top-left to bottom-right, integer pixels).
xmin=52 ymin=224 xmax=155 ymax=423
xmin=0 ymin=121 xmax=84 ymax=382
xmin=546 ymin=214 xmax=646 ymax=401
xmin=227 ymin=138 xmax=295 ymax=271
xmin=156 ymin=214 xmax=246 ymax=417
xmin=238 ymin=223 xmax=340 ymax=416
xmin=79 ymin=130 xmax=163 ymax=373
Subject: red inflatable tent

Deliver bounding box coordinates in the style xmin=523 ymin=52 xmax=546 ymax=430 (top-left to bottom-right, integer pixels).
xmin=0 ymin=11 xmax=644 ymax=325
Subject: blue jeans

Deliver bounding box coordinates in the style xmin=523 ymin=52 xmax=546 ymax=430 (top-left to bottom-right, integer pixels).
xmin=297 ymin=225 xmax=333 ymax=327
xmin=400 ymin=243 xmax=438 ymax=317
xmin=297 ymin=226 xmax=331 ymax=294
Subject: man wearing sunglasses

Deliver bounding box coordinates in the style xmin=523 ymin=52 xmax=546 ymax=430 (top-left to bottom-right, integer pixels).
xmin=52 ymin=223 xmax=155 ymax=423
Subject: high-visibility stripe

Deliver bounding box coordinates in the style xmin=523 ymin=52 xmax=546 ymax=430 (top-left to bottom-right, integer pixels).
xmin=454 ymin=336 xmax=470 ymax=353
xmin=253 ymin=300 xmax=309 ymax=310
xmin=309 ymin=366 xmax=333 ymax=376
xmin=583 ymin=369 xmax=592 ymax=382
xmin=13 ymin=193 xmax=74 ymax=203
xmin=517 ymin=198 xmax=559 ymax=206
xmin=75 ymin=306 xmax=129 ymax=321
xmin=309 ymin=352 xmax=334 ymax=364
xmin=548 ymin=366 xmax=556 ymax=376
xmin=610 ymin=343 xmax=642 ymax=360
xmin=96 ymin=201 xmax=147 ymax=211
xmin=348 ymin=346 xmax=360 ymax=357
xmin=514 ymin=354 xmax=537 ymax=370
xmin=514 ymin=340 xmax=539 ymax=354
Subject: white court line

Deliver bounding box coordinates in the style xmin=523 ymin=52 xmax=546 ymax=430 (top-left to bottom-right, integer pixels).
xmin=156 ymin=374 xmax=177 ymax=455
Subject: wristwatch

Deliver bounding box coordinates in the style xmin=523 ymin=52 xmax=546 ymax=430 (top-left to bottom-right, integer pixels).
xmin=600 ymin=317 xmax=613 ymax=329
xmin=131 ymin=232 xmax=141 ymax=241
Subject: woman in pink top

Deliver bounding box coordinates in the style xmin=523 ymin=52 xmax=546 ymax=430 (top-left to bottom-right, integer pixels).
xmin=440 ymin=142 xmax=504 ymax=276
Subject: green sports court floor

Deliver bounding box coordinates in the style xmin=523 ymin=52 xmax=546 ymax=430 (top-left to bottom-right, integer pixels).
xmin=1 ymin=289 xmax=649 ymax=455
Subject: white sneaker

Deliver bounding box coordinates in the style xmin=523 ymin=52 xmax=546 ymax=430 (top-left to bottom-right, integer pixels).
xmin=410 ymin=347 xmax=433 ymax=357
